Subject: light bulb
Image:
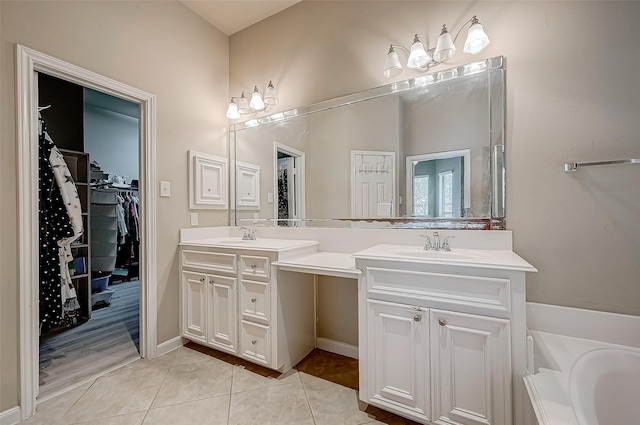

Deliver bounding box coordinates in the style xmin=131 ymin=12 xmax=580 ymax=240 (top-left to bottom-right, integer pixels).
xmin=238 ymin=93 xmax=251 ymax=115
xmin=383 ymin=45 xmax=403 ymax=78
xmin=407 ymin=35 xmax=430 ymax=70
xmin=249 ymin=86 xmax=265 ymax=111
xmin=226 ymin=99 xmax=240 ymax=119
xmin=463 ymin=16 xmax=490 ymax=54
xmin=264 ymin=81 xmax=278 ymax=105
xmin=433 ymin=24 xmax=456 ymax=63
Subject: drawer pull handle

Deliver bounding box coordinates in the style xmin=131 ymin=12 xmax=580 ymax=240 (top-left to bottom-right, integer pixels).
xmin=251 ymin=340 xmax=257 ymax=345
xmin=438 ymin=319 xmax=447 ymax=327
xmin=413 ymin=315 xmax=421 ymax=322
xmin=251 ymin=298 xmax=257 ymax=303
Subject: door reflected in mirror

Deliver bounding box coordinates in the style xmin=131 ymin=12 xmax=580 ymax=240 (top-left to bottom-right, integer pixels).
xmin=406 ymin=149 xmax=470 ymax=218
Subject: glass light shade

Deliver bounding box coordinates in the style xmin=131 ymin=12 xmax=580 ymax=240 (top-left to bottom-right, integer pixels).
xmin=433 ymin=25 xmax=456 ymax=63
xmin=226 ymin=100 xmax=240 ymax=119
xmin=238 ymin=94 xmax=251 ymax=115
xmin=250 ymin=87 xmax=265 ymax=111
xmin=264 ymin=81 xmax=278 ymax=105
xmin=407 ymin=35 xmax=430 ymax=70
xmin=463 ymin=21 xmax=490 ymax=54
xmin=383 ymin=46 xmax=403 ymax=78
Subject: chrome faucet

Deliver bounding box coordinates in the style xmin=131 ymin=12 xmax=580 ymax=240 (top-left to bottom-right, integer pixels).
xmin=420 ymin=234 xmax=433 ymax=251
xmin=239 ymin=226 xmax=256 ymax=240
xmin=432 ymin=232 xmax=441 ymax=250
xmin=421 ymin=232 xmax=453 ymax=251
xmin=441 ymin=236 xmax=453 ymax=251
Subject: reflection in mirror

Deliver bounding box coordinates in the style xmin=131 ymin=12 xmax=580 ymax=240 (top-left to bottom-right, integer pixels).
xmin=231 ymin=56 xmax=505 ymax=229
xmin=406 ymin=149 xmax=470 ymax=218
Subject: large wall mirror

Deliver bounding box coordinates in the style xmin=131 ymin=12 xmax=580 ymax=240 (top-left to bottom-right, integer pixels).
xmin=231 ymin=56 xmax=505 ymax=229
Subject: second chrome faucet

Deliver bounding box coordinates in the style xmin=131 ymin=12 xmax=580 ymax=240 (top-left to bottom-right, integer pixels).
xmin=420 ymin=231 xmax=453 ymax=251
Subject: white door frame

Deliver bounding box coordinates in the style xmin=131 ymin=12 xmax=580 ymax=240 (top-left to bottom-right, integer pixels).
xmin=16 ymin=45 xmax=157 ymax=419
xmin=273 ymin=142 xmax=305 ymax=224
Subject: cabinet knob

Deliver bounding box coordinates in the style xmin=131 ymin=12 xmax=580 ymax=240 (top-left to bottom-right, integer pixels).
xmin=200 ymin=277 xmax=205 ymax=283
xmin=251 ymin=298 xmax=257 ymax=303
xmin=251 ymin=340 xmax=257 ymax=345
xmin=209 ymin=279 xmax=214 ymax=285
xmin=413 ymin=315 xmax=421 ymax=322
xmin=250 ymin=264 xmax=257 ymax=270
xmin=438 ymin=319 xmax=447 ymax=327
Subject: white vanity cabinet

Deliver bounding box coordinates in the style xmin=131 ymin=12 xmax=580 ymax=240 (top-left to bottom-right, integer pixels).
xmin=180 ymin=239 xmax=318 ymax=372
xmin=181 ymin=251 xmax=238 ymax=354
xmin=355 ymin=248 xmax=535 ymax=425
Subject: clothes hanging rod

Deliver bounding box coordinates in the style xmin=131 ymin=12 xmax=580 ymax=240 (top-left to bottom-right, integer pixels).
xmin=564 ymin=158 xmax=640 ymax=172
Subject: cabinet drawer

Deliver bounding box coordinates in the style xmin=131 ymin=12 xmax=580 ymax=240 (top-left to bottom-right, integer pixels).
xmin=182 ymin=249 xmax=237 ymax=274
xmin=240 ymin=279 xmax=270 ymax=324
xmin=240 ymin=255 xmax=270 ymax=280
xmin=366 ymin=267 xmax=511 ymax=313
xmin=240 ymin=320 xmax=271 ymax=366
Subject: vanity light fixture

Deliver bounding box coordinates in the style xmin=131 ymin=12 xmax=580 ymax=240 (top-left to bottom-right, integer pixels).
xmin=383 ymin=15 xmax=490 ymax=78
xmin=226 ymin=81 xmax=279 ymax=119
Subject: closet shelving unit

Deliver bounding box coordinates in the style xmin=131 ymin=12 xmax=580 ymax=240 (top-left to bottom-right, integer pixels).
xmin=60 ymin=149 xmax=92 ymax=321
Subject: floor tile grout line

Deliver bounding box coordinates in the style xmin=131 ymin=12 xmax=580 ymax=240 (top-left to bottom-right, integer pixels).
xmin=299 ymin=371 xmax=319 ymax=425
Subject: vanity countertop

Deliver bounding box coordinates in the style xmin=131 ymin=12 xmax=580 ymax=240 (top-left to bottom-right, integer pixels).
xmin=274 ymin=252 xmax=361 ymax=279
xmin=179 ymin=237 xmax=318 ymax=252
xmin=353 ymin=244 xmax=538 ymax=272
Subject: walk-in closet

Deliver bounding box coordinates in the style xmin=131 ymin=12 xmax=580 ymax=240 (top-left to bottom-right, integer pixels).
xmin=37 ymin=73 xmax=141 ymax=398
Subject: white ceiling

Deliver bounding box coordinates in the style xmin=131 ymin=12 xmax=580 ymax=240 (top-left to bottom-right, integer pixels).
xmin=180 ymin=0 xmax=301 ymax=36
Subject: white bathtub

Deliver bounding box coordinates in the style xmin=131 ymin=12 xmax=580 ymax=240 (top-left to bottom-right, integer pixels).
xmin=569 ymin=347 xmax=640 ymax=425
xmin=524 ymin=303 xmax=640 ymax=425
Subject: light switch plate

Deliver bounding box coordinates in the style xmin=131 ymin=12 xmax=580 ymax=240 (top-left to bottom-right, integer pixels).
xmin=267 ymin=192 xmax=274 ymax=203
xmin=190 ymin=212 xmax=198 ymax=226
xmin=160 ymin=181 xmax=171 ymax=197
xmin=253 ymin=212 xmax=259 ymax=224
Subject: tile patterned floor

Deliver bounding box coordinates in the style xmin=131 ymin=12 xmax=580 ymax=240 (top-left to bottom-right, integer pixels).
xmin=24 ymin=346 xmax=419 ymax=425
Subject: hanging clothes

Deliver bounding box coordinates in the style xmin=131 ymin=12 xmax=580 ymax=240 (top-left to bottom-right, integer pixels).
xmin=39 ymin=116 xmax=76 ymax=332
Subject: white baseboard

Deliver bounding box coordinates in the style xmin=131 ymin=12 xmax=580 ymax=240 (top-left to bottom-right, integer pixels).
xmin=0 ymin=406 xmax=21 ymax=425
xmin=157 ymin=336 xmax=185 ymax=357
xmin=316 ymin=337 xmax=358 ymax=359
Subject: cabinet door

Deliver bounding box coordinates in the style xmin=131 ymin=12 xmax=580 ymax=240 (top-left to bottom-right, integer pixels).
xmin=206 ymin=274 xmax=238 ymax=354
xmin=430 ymin=309 xmax=511 ymax=425
xmin=182 ymin=271 xmax=207 ymax=343
xmin=367 ymin=300 xmax=430 ymax=423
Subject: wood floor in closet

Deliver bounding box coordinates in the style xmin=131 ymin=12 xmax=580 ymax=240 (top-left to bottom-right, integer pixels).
xmin=39 ymin=279 xmax=140 ymax=399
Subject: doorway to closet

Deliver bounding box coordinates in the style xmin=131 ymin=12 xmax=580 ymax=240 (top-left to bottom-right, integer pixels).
xmin=37 ymin=72 xmax=141 ymax=399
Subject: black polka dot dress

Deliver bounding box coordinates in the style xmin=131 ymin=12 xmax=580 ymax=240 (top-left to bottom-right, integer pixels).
xmin=39 ymin=120 xmax=74 ymax=333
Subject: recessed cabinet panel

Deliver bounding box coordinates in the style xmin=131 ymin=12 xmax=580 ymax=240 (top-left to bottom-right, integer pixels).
xmin=367 ymin=300 xmax=431 ymax=423
xmin=189 ymin=150 xmax=228 ymax=210
xmin=240 ymin=320 xmax=271 ymax=365
xmin=235 ymin=161 xmax=261 ymax=210
xmin=366 ymin=267 xmax=511 ymax=313
xmin=430 ymin=309 xmax=511 ymax=425
xmin=182 ymin=271 xmax=207 ymax=343
xmin=240 ymin=255 xmax=270 ymax=280
xmin=182 ymin=250 xmax=237 ymax=274
xmin=240 ymin=279 xmax=270 ymax=324
xmin=207 ymin=274 xmax=237 ymax=354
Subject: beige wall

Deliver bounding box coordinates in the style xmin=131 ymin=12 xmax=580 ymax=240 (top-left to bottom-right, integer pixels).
xmin=230 ymin=0 xmax=640 ymax=335
xmin=0 ymin=1 xmax=229 ymax=410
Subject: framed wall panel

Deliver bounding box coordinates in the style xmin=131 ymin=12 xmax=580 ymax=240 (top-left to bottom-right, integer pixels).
xmin=189 ymin=150 xmax=228 ymax=210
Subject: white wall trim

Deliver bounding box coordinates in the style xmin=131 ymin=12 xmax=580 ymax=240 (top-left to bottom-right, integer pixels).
xmin=16 ymin=44 xmax=158 ymax=419
xmin=316 ymin=337 xmax=358 ymax=359
xmin=526 ymin=302 xmax=640 ymax=348
xmin=157 ymin=336 xmax=186 ymax=357
xmin=0 ymin=407 xmax=21 ymax=425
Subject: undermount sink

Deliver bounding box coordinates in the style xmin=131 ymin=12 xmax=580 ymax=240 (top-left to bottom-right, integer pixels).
xmin=384 ymin=247 xmax=485 ymax=260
